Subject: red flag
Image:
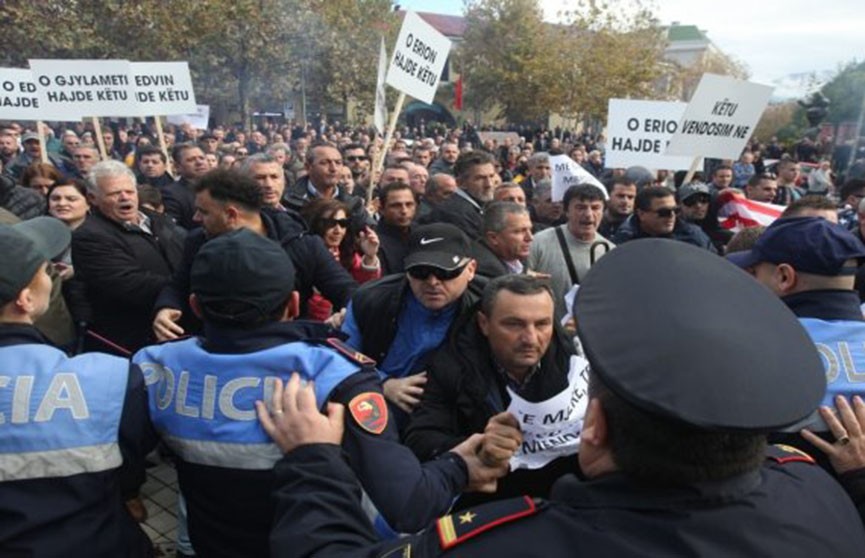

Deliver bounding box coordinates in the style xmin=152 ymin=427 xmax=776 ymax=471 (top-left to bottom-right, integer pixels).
xmin=716 ymin=189 xmax=784 ymax=232
xmin=454 ymin=75 xmax=463 ymax=111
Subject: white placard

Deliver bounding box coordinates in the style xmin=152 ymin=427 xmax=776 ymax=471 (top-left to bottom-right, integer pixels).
xmin=29 ymin=59 xmax=135 ymax=119
xmin=508 ymin=355 xmax=589 ymax=471
xmin=605 ymin=99 xmax=699 ymax=170
xmin=0 ymin=68 xmax=42 ymax=121
xmin=550 ymin=154 xmax=607 ymax=202
xmin=166 ymin=104 xmax=210 ymax=130
xmin=386 ymin=11 xmax=452 ymax=104
xmin=129 ymin=62 xmax=196 ymax=116
xmin=665 ymin=74 xmax=773 ymax=160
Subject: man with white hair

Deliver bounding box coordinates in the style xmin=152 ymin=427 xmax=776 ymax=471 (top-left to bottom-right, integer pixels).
xmin=71 ymin=160 xmax=184 ymax=353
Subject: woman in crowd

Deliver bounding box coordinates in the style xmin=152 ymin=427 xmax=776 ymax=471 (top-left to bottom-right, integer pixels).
xmin=21 ymin=162 xmax=63 ymax=196
xmin=301 ymin=198 xmax=381 ymax=321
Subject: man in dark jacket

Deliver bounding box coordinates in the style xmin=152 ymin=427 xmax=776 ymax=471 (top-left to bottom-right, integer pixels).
xmin=423 ymin=150 xmax=498 ymax=240
xmin=151 ymin=169 xmax=357 ymax=341
xmin=613 ymin=186 xmax=716 ymax=253
xmin=0 ymin=217 xmax=155 ymax=557
xmin=342 ymin=224 xmax=481 ymax=418
xmin=473 ymin=202 xmax=533 ymax=279
xmin=406 ymin=275 xmax=579 ymax=509
xmin=162 ymin=143 xmax=209 ymax=229
xmin=376 ymin=182 xmax=416 ymax=275
xmin=71 ymin=161 xmax=184 ymax=354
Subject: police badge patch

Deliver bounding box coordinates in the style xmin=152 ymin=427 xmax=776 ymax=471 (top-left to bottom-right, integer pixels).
xmin=348 ymin=392 xmax=388 ymax=435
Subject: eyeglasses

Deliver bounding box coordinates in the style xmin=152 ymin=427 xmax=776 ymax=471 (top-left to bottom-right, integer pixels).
xmin=682 ymin=196 xmax=710 ymax=207
xmin=407 ymin=264 xmax=467 ymax=281
xmin=322 ymin=218 xmax=349 ymax=229
xmin=649 ymin=207 xmax=677 ymax=218
xmin=345 ymin=155 xmax=368 ymax=162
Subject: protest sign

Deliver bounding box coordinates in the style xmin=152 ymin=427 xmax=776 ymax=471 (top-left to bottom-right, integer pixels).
xmin=386 ymin=11 xmax=451 ymax=105
xmin=0 ymin=68 xmax=41 ymax=120
xmin=550 ymin=154 xmax=606 ymax=202
xmin=129 ymin=62 xmax=196 ymax=116
xmin=605 ymin=99 xmax=698 ymax=170
xmin=666 ymin=74 xmax=773 ymax=160
xmin=167 ymin=104 xmax=210 ymax=130
xmin=508 ymin=355 xmax=589 ymax=470
xmin=29 ymin=59 xmax=135 ymax=120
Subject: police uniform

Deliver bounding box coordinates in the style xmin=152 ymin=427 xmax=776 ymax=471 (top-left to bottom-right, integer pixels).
xmin=0 ymin=218 xmax=155 ymax=557
xmin=268 ymin=239 xmax=865 ymax=557
xmin=132 ymin=229 xmax=469 ymax=558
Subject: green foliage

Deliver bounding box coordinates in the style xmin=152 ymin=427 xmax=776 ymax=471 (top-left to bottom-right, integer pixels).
xmin=459 ymin=0 xmax=666 ymax=123
xmin=0 ymin=0 xmax=396 ymax=128
xmin=819 ymin=60 xmax=865 ymax=125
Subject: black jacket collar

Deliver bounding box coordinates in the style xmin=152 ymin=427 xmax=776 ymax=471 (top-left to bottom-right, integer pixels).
xmin=0 ymin=323 xmax=54 ymax=348
xmin=782 ymin=290 xmax=863 ymax=322
xmin=200 ymin=320 xmax=343 ymax=354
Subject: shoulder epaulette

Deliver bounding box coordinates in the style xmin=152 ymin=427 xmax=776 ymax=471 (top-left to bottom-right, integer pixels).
xmin=326 ymin=338 xmax=376 ymax=367
xmin=766 ymin=443 xmax=816 ymax=465
xmin=436 ymin=496 xmax=540 ymax=551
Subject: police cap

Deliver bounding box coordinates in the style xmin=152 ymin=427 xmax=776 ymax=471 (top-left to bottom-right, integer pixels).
xmin=191 ymin=229 xmax=295 ymax=322
xmin=0 ymin=217 xmax=70 ymax=305
xmin=574 ymin=238 xmax=824 ymax=432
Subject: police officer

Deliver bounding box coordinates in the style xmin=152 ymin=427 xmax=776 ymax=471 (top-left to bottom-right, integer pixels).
xmin=133 ymin=229 xmax=507 ymax=558
xmin=263 ymin=239 xmax=865 ymax=557
xmin=0 ymin=217 xmax=154 ymax=556
xmin=728 ymin=217 xmax=865 ymax=412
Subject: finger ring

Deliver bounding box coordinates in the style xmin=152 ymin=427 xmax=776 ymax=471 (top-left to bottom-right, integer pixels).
xmin=837 ymin=435 xmax=851 ymax=446
xmin=274 ymin=409 xmax=284 ymax=415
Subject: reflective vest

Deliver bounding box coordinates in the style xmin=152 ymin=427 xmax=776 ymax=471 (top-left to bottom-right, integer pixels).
xmin=0 ymin=344 xmax=128 ymax=482
xmin=133 ymin=337 xmax=359 ymax=470
xmin=799 ymin=317 xmax=865 ymax=405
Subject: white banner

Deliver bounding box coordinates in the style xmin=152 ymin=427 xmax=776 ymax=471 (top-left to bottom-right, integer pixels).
xmin=605 ymin=99 xmax=699 ymax=170
xmin=129 ymin=62 xmax=196 ymax=116
xmin=550 ymin=154 xmax=607 ymax=202
xmin=374 ymin=37 xmax=388 ymax=133
xmin=386 ymin=11 xmax=451 ymax=104
xmin=29 ymin=59 xmax=135 ymax=120
xmin=666 ymin=74 xmax=773 ymax=160
xmin=0 ymin=68 xmax=42 ymax=121
xmin=508 ymin=355 xmax=590 ymax=471
xmin=166 ymin=104 xmax=210 ymax=130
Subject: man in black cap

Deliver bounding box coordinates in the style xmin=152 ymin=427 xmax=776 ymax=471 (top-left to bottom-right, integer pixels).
xmin=341 ymin=223 xmax=480 ymax=416
xmin=0 ymin=218 xmax=154 ymax=556
xmin=678 ymin=181 xmax=733 ymax=253
xmin=728 ymin=217 xmax=865 ymax=427
xmin=133 ymin=228 xmax=506 ymax=558
xmin=260 ymin=238 xmax=865 ymax=557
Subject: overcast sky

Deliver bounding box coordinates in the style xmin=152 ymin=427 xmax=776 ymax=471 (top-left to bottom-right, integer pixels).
xmin=397 ymin=0 xmax=865 ymax=85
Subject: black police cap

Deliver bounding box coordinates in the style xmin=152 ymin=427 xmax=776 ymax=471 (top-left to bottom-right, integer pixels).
xmin=574 ymin=238 xmax=825 ymax=432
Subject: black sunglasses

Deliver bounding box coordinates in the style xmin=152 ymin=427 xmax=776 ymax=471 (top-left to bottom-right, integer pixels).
xmin=682 ymin=196 xmax=710 ymax=207
xmin=407 ymin=264 xmax=466 ymax=281
xmin=322 ymin=218 xmax=349 ymax=229
xmin=650 ymin=207 xmax=677 ymax=218
xmin=345 ymin=155 xmax=368 ymax=162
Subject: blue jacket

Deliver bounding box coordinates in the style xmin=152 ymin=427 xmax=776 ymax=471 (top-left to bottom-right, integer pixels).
xmin=0 ymin=324 xmax=154 ymax=557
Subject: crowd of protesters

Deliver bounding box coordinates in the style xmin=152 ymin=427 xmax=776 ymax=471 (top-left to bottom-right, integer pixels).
xmin=4 ymin=114 xmax=865 ymax=557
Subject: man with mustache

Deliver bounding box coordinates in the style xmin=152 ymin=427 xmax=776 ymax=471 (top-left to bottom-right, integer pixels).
xmin=405 ymin=274 xmax=578 ymax=510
